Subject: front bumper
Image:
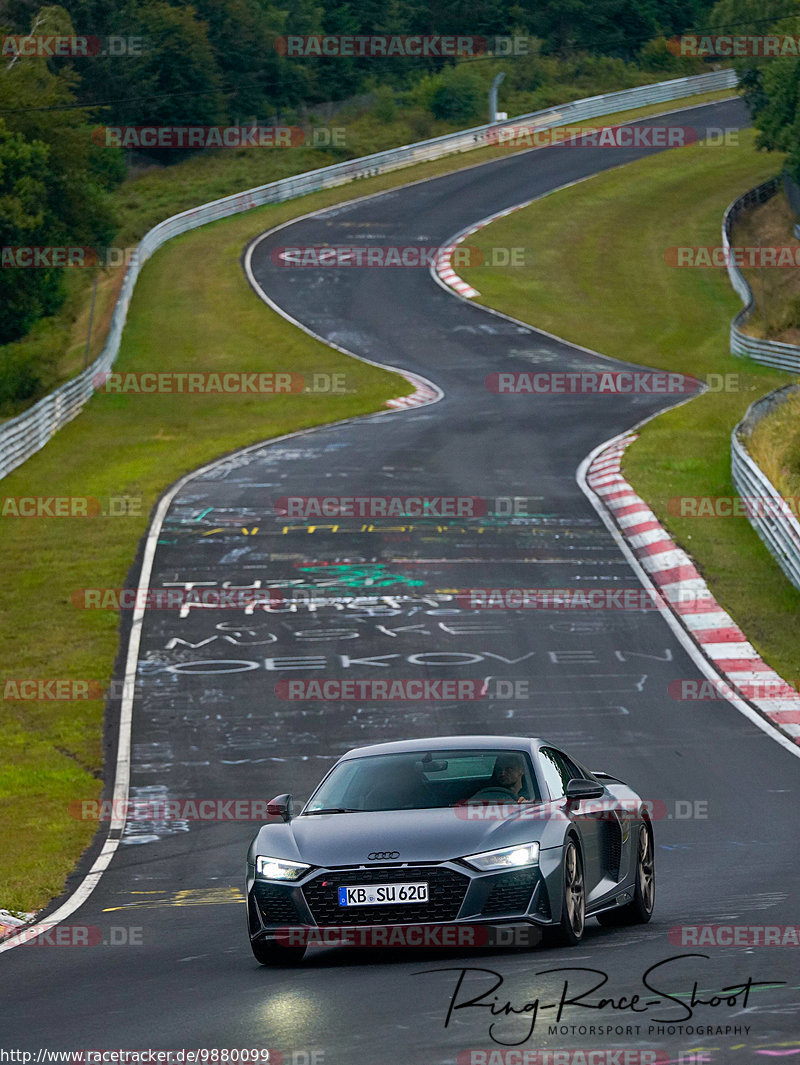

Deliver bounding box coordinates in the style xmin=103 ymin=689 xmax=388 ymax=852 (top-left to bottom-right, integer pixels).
xmin=247 ymin=859 xmax=554 ymax=945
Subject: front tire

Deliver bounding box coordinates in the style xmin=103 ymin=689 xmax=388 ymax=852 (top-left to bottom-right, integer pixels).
xmin=250 ymin=937 xmax=306 ymax=966
xmin=546 ymin=838 xmax=585 ymax=946
xmin=597 ymin=823 xmax=655 ymax=927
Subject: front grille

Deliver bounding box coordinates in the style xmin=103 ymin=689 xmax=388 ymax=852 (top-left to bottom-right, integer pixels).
xmin=253 ymin=884 xmax=305 ymax=925
xmin=482 ymin=870 xmax=537 ymax=916
xmin=303 ymin=865 xmax=469 ymax=926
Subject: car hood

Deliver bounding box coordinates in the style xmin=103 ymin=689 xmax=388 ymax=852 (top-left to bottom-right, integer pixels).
xmin=251 ymin=805 xmax=563 ymax=868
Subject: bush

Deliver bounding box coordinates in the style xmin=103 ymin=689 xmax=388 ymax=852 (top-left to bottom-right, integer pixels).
xmin=638 ymin=36 xmax=700 ymax=73
xmin=429 ymin=69 xmax=484 ymax=123
xmin=406 ymin=109 xmax=435 ymax=139
xmin=0 ymin=323 xmax=65 ymax=417
xmin=372 ymin=85 xmax=398 ymax=123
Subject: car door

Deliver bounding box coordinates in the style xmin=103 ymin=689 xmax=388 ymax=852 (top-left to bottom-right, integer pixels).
xmin=539 ymin=747 xmax=607 ymax=897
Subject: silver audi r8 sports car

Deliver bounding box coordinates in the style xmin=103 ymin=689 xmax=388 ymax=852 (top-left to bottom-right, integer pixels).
xmin=246 ymin=735 xmax=655 ymax=964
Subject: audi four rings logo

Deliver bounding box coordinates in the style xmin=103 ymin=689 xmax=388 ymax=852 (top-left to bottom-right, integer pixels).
xmin=368 ymin=851 xmax=400 ymax=860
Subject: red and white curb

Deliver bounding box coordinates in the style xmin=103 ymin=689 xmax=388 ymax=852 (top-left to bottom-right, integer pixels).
xmin=433 ymin=98 xmax=739 ymax=306
xmin=386 ymin=372 xmax=442 ymax=410
xmin=0 ymin=910 xmax=36 ymax=941
xmin=587 ymin=434 xmax=800 ymax=745
xmin=436 ymin=241 xmax=480 ymax=299
xmin=433 ymin=197 xmax=541 ymax=299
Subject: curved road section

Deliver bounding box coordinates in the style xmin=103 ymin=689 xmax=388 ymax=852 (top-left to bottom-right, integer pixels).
xmin=5 ymin=98 xmax=800 ymax=1062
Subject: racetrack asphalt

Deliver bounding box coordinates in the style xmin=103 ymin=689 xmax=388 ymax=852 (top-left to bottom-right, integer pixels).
xmin=4 ymin=97 xmax=800 ymax=1063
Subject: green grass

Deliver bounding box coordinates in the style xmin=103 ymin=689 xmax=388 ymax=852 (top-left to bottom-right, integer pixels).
xmin=730 ymin=191 xmax=800 ymax=502
xmin=731 ymin=190 xmax=800 ymax=344
xmin=0 ymin=86 xmax=738 ymax=914
xmin=0 ymin=86 xmax=735 ymax=420
xmin=0 ymin=204 xmax=408 ymax=912
xmin=461 ymin=127 xmax=800 ymax=681
xmin=112 ymin=87 xmax=735 ymax=246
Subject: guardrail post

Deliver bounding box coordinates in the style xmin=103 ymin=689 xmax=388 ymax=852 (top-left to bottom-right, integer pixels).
xmin=489 ymin=72 xmax=506 ymax=123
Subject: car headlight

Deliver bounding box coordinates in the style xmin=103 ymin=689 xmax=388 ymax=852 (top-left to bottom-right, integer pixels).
xmin=462 ymin=842 xmax=540 ymax=871
xmin=255 ymin=855 xmax=311 ymax=881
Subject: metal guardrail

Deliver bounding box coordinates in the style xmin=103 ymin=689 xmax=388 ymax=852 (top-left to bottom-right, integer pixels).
xmin=722 ymin=176 xmax=800 ymax=372
xmin=731 ymin=386 xmax=800 ymax=591
xmin=0 ymin=68 xmax=737 ymax=480
xmin=723 ymin=180 xmax=800 ymax=588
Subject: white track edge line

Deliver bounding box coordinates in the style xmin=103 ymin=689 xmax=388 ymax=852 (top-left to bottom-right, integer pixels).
xmin=426 ymin=102 xmax=800 ymax=759
xmin=0 ymin=91 xmax=741 ymax=953
xmin=0 ymin=223 xmax=447 ymax=959
xmin=244 ymin=219 xmax=443 ymax=410
xmin=577 ymin=434 xmax=800 ymax=762
xmin=432 ymin=96 xmax=739 ymax=298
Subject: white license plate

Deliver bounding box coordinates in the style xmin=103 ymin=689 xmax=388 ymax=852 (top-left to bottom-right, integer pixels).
xmin=338 ymin=882 xmax=429 ymax=906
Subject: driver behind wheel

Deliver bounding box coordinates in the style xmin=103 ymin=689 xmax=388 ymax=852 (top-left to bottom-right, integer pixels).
xmin=468 ymin=753 xmax=532 ymax=803
xmin=492 ymin=754 xmax=530 ymax=801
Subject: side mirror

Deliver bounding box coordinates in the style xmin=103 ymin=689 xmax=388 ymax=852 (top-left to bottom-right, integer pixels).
xmin=267 ymin=793 xmax=293 ymax=822
xmin=565 ymin=778 xmax=604 ymax=802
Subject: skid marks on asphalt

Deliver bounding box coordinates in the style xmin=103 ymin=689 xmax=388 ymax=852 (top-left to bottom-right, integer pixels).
xmin=102 ymin=886 xmax=244 ymax=911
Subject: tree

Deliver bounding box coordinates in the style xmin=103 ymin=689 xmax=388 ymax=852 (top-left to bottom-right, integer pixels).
xmin=429 ymin=65 xmax=483 ymax=122
xmin=116 ymin=3 xmax=226 ymax=127
xmin=0 ymin=122 xmax=62 ymax=344
xmin=0 ymin=6 xmax=123 ymax=344
xmin=706 ymin=0 xmax=800 ymax=177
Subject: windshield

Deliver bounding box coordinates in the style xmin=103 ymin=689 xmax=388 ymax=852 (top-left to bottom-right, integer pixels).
xmin=303 ymin=749 xmax=541 ymax=813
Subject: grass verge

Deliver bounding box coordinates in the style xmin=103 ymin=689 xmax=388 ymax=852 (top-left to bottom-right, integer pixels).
xmin=0 ymin=86 xmax=739 ymax=913
xmin=732 ymin=190 xmax=800 ymax=345
xmin=0 ymin=204 xmax=408 ymax=913
xmin=748 ymin=389 xmax=800 ymax=500
xmin=730 ymin=191 xmax=800 ymax=502
xmin=460 ymin=127 xmax=800 ymax=683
